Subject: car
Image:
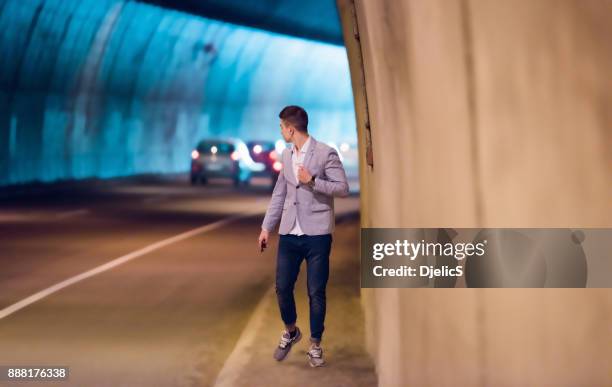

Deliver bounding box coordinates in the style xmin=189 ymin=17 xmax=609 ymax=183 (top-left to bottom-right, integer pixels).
xmin=190 ymin=138 xmax=265 ymax=186
xmin=245 ymin=140 xmax=283 ymax=186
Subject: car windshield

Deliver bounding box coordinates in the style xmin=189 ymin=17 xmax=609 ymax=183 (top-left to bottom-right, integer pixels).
xmin=197 ymin=141 xmax=235 ymax=154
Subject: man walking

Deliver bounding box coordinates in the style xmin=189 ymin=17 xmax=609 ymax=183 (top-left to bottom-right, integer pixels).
xmin=258 ymin=105 xmax=349 ymax=367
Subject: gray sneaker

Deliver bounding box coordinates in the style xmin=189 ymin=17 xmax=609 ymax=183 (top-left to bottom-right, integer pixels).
xmin=273 ymin=327 xmax=302 ymax=361
xmin=307 ymin=343 xmax=325 ymax=367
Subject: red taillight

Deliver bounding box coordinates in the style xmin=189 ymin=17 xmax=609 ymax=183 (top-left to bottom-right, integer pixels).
xmin=191 ymin=150 xmax=199 ymax=159
xmin=273 ymin=161 xmax=282 ymax=172
xmin=269 ymin=150 xmax=278 ymax=161
xmin=230 ymin=151 xmax=240 ymax=161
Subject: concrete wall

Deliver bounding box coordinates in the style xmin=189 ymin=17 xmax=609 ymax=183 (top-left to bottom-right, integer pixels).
xmin=338 ymin=0 xmax=612 ymax=385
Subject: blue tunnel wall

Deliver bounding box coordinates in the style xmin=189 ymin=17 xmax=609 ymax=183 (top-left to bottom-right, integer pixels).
xmin=0 ymin=0 xmax=355 ymax=186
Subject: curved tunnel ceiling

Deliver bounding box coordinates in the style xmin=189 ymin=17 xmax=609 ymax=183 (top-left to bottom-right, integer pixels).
xmin=0 ymin=0 xmax=355 ymax=185
xmin=136 ymin=0 xmax=344 ymax=45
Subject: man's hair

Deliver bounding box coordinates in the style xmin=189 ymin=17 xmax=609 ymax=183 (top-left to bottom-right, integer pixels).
xmin=279 ymin=105 xmax=308 ymax=133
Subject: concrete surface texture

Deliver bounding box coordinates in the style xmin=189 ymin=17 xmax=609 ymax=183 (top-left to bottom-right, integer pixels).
xmin=139 ymin=0 xmax=345 ymax=44
xmin=338 ymin=0 xmax=612 ymax=385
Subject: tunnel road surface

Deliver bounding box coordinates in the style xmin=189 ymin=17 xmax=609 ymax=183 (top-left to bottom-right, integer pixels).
xmin=0 ymin=176 xmax=374 ymax=387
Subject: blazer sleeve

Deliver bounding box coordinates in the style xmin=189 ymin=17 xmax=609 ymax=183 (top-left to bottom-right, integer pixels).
xmin=261 ymin=152 xmax=288 ymax=231
xmin=312 ymin=148 xmax=349 ymax=198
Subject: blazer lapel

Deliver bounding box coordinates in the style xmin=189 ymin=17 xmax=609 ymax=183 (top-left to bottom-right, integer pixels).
xmin=285 ymin=145 xmax=298 ymax=184
xmin=303 ymin=137 xmax=317 ymax=173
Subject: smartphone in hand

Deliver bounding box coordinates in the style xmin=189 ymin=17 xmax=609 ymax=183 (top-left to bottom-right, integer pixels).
xmin=260 ymin=240 xmax=267 ymax=253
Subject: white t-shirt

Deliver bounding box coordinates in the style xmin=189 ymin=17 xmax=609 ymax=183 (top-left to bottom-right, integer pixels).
xmin=288 ymin=136 xmax=311 ymax=235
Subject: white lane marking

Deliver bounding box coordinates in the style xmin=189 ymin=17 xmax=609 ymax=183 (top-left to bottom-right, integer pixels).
xmin=0 ymin=211 xmax=262 ymax=320
xmin=0 ymin=209 xmax=89 ymax=222
xmin=0 ymin=212 xmax=35 ymax=222
xmin=55 ymin=209 xmax=89 ymax=219
xmin=213 ymin=285 xmax=275 ymax=387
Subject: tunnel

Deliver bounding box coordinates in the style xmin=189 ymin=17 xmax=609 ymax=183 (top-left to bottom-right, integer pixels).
xmin=0 ymin=0 xmax=356 ymax=186
xmin=0 ymin=1 xmax=371 ymax=386
xmin=1 ymin=0 xmax=611 ymax=386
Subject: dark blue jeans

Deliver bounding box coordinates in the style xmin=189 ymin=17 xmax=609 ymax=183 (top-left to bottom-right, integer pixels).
xmin=275 ymin=234 xmax=332 ymax=342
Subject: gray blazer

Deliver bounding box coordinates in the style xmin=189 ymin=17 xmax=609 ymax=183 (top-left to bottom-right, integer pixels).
xmin=262 ymin=137 xmax=349 ymax=235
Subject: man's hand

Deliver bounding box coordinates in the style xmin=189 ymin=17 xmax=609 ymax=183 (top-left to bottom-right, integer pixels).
xmin=258 ymin=228 xmax=269 ymax=251
xmin=297 ymin=165 xmax=312 ymax=184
